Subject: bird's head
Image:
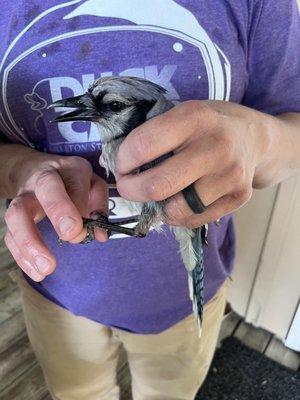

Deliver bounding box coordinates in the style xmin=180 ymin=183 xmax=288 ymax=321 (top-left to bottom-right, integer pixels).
xmin=50 ymin=76 xmax=170 ymax=143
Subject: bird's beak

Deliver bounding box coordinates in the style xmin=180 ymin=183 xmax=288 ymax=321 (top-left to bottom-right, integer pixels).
xmin=49 ymin=93 xmax=100 ymax=122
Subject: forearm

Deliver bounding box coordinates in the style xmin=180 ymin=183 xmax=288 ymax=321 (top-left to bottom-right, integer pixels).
xmin=0 ymin=142 xmax=44 ymax=198
xmin=253 ymin=112 xmax=300 ymax=189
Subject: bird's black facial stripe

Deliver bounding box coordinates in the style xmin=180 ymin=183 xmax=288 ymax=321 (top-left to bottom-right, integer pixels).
xmin=92 ymin=90 xmax=107 ymax=111
xmin=91 ymin=90 xmax=130 ymax=114
xmin=123 ymin=100 xmax=156 ymax=136
xmin=93 ymin=99 xmax=128 ymax=115
xmin=136 ymin=100 xmax=156 ymax=116
xmin=91 ymin=92 xmax=155 ymax=117
xmin=102 ymin=99 xmax=156 ymax=143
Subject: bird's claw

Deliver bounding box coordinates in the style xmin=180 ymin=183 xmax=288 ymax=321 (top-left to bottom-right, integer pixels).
xmin=81 ymin=220 xmax=97 ymax=244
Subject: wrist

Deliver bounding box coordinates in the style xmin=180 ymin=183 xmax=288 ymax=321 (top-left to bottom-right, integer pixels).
xmin=253 ymin=113 xmax=299 ymax=188
xmin=0 ymin=144 xmax=56 ymax=198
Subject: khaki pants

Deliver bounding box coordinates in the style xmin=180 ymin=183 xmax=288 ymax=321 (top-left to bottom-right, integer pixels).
xmin=13 ymin=271 xmax=227 ymax=400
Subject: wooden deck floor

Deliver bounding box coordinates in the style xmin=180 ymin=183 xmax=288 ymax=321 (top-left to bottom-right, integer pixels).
xmin=0 ymin=200 xmax=299 ymax=399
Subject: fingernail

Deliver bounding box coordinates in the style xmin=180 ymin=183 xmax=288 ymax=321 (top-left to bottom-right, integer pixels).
xmin=59 ymin=216 xmax=76 ymax=234
xmin=35 ymin=256 xmax=51 ymax=274
xmin=31 ymin=268 xmax=43 ymax=281
xmin=23 ymin=259 xmax=42 ymax=281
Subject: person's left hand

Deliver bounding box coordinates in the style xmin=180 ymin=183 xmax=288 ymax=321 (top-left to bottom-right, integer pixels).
xmin=115 ymin=100 xmax=273 ymax=228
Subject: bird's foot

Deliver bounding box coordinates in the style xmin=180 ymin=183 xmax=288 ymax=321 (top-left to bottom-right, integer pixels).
xmin=82 ymin=214 xmax=147 ymax=243
xmin=81 ymin=215 xmax=145 ymax=243
xmin=57 ymin=214 xmax=104 ymax=245
xmin=57 ymin=213 xmax=148 ymax=245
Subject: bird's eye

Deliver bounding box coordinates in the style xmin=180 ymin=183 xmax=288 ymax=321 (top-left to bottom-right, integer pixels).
xmin=109 ymin=101 xmax=126 ymax=112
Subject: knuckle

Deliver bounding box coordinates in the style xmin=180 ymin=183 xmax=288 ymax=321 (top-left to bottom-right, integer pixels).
xmin=21 ymin=237 xmax=36 ymax=251
xmin=164 ymin=197 xmax=186 ymax=222
xmin=217 ymin=133 xmax=234 ymax=160
xmin=49 ymin=155 xmax=92 ymax=178
xmin=66 ymin=155 xmax=92 ymax=172
xmin=188 ymin=100 xmax=217 ymax=129
xmin=64 ymin=178 xmax=84 ymax=195
xmin=42 ymin=199 xmax=61 ymax=219
xmin=116 ymin=181 xmax=128 ymax=199
xmin=4 ymin=200 xmax=24 ymax=223
xmin=132 ymin=129 xmax=153 ymax=166
xmin=231 ymin=162 xmax=246 ymax=183
xmin=233 ymin=186 xmax=252 ymax=207
xmin=145 ymin=175 xmax=173 ymax=201
xmin=184 ymin=217 xmax=202 ymax=229
xmin=66 ymin=155 xmax=83 ymax=164
xmin=35 ymin=169 xmax=55 ymax=188
xmin=242 ymin=187 xmax=253 ymax=203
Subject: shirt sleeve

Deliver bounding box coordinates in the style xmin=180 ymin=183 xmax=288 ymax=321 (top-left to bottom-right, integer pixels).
xmin=242 ymin=0 xmax=300 ymax=115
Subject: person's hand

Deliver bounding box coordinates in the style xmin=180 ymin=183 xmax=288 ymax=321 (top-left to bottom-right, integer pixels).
xmin=4 ymin=152 xmax=108 ymax=281
xmin=115 ymin=100 xmax=276 ymax=228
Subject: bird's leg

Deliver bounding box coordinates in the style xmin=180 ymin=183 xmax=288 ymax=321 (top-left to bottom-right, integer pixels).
xmin=131 ymin=204 xmax=155 ymax=237
xmin=133 ymin=217 xmax=152 ymax=237
xmin=58 ymin=213 xmax=146 ymax=246
xmin=81 ymin=213 xmax=146 ymax=243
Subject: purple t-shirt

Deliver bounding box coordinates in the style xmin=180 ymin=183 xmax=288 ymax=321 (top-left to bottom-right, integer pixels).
xmin=0 ymin=0 xmax=299 ymax=333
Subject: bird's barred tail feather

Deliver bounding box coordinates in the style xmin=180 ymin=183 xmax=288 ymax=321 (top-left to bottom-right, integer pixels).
xmin=172 ymin=225 xmax=205 ymax=336
xmin=191 ymin=226 xmax=205 ymax=336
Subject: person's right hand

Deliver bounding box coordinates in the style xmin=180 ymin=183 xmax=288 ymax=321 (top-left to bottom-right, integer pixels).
xmin=4 ymin=151 xmax=108 ymax=282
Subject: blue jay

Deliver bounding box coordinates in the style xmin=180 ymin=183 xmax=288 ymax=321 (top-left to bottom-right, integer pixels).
xmin=51 ymin=76 xmax=207 ymax=333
